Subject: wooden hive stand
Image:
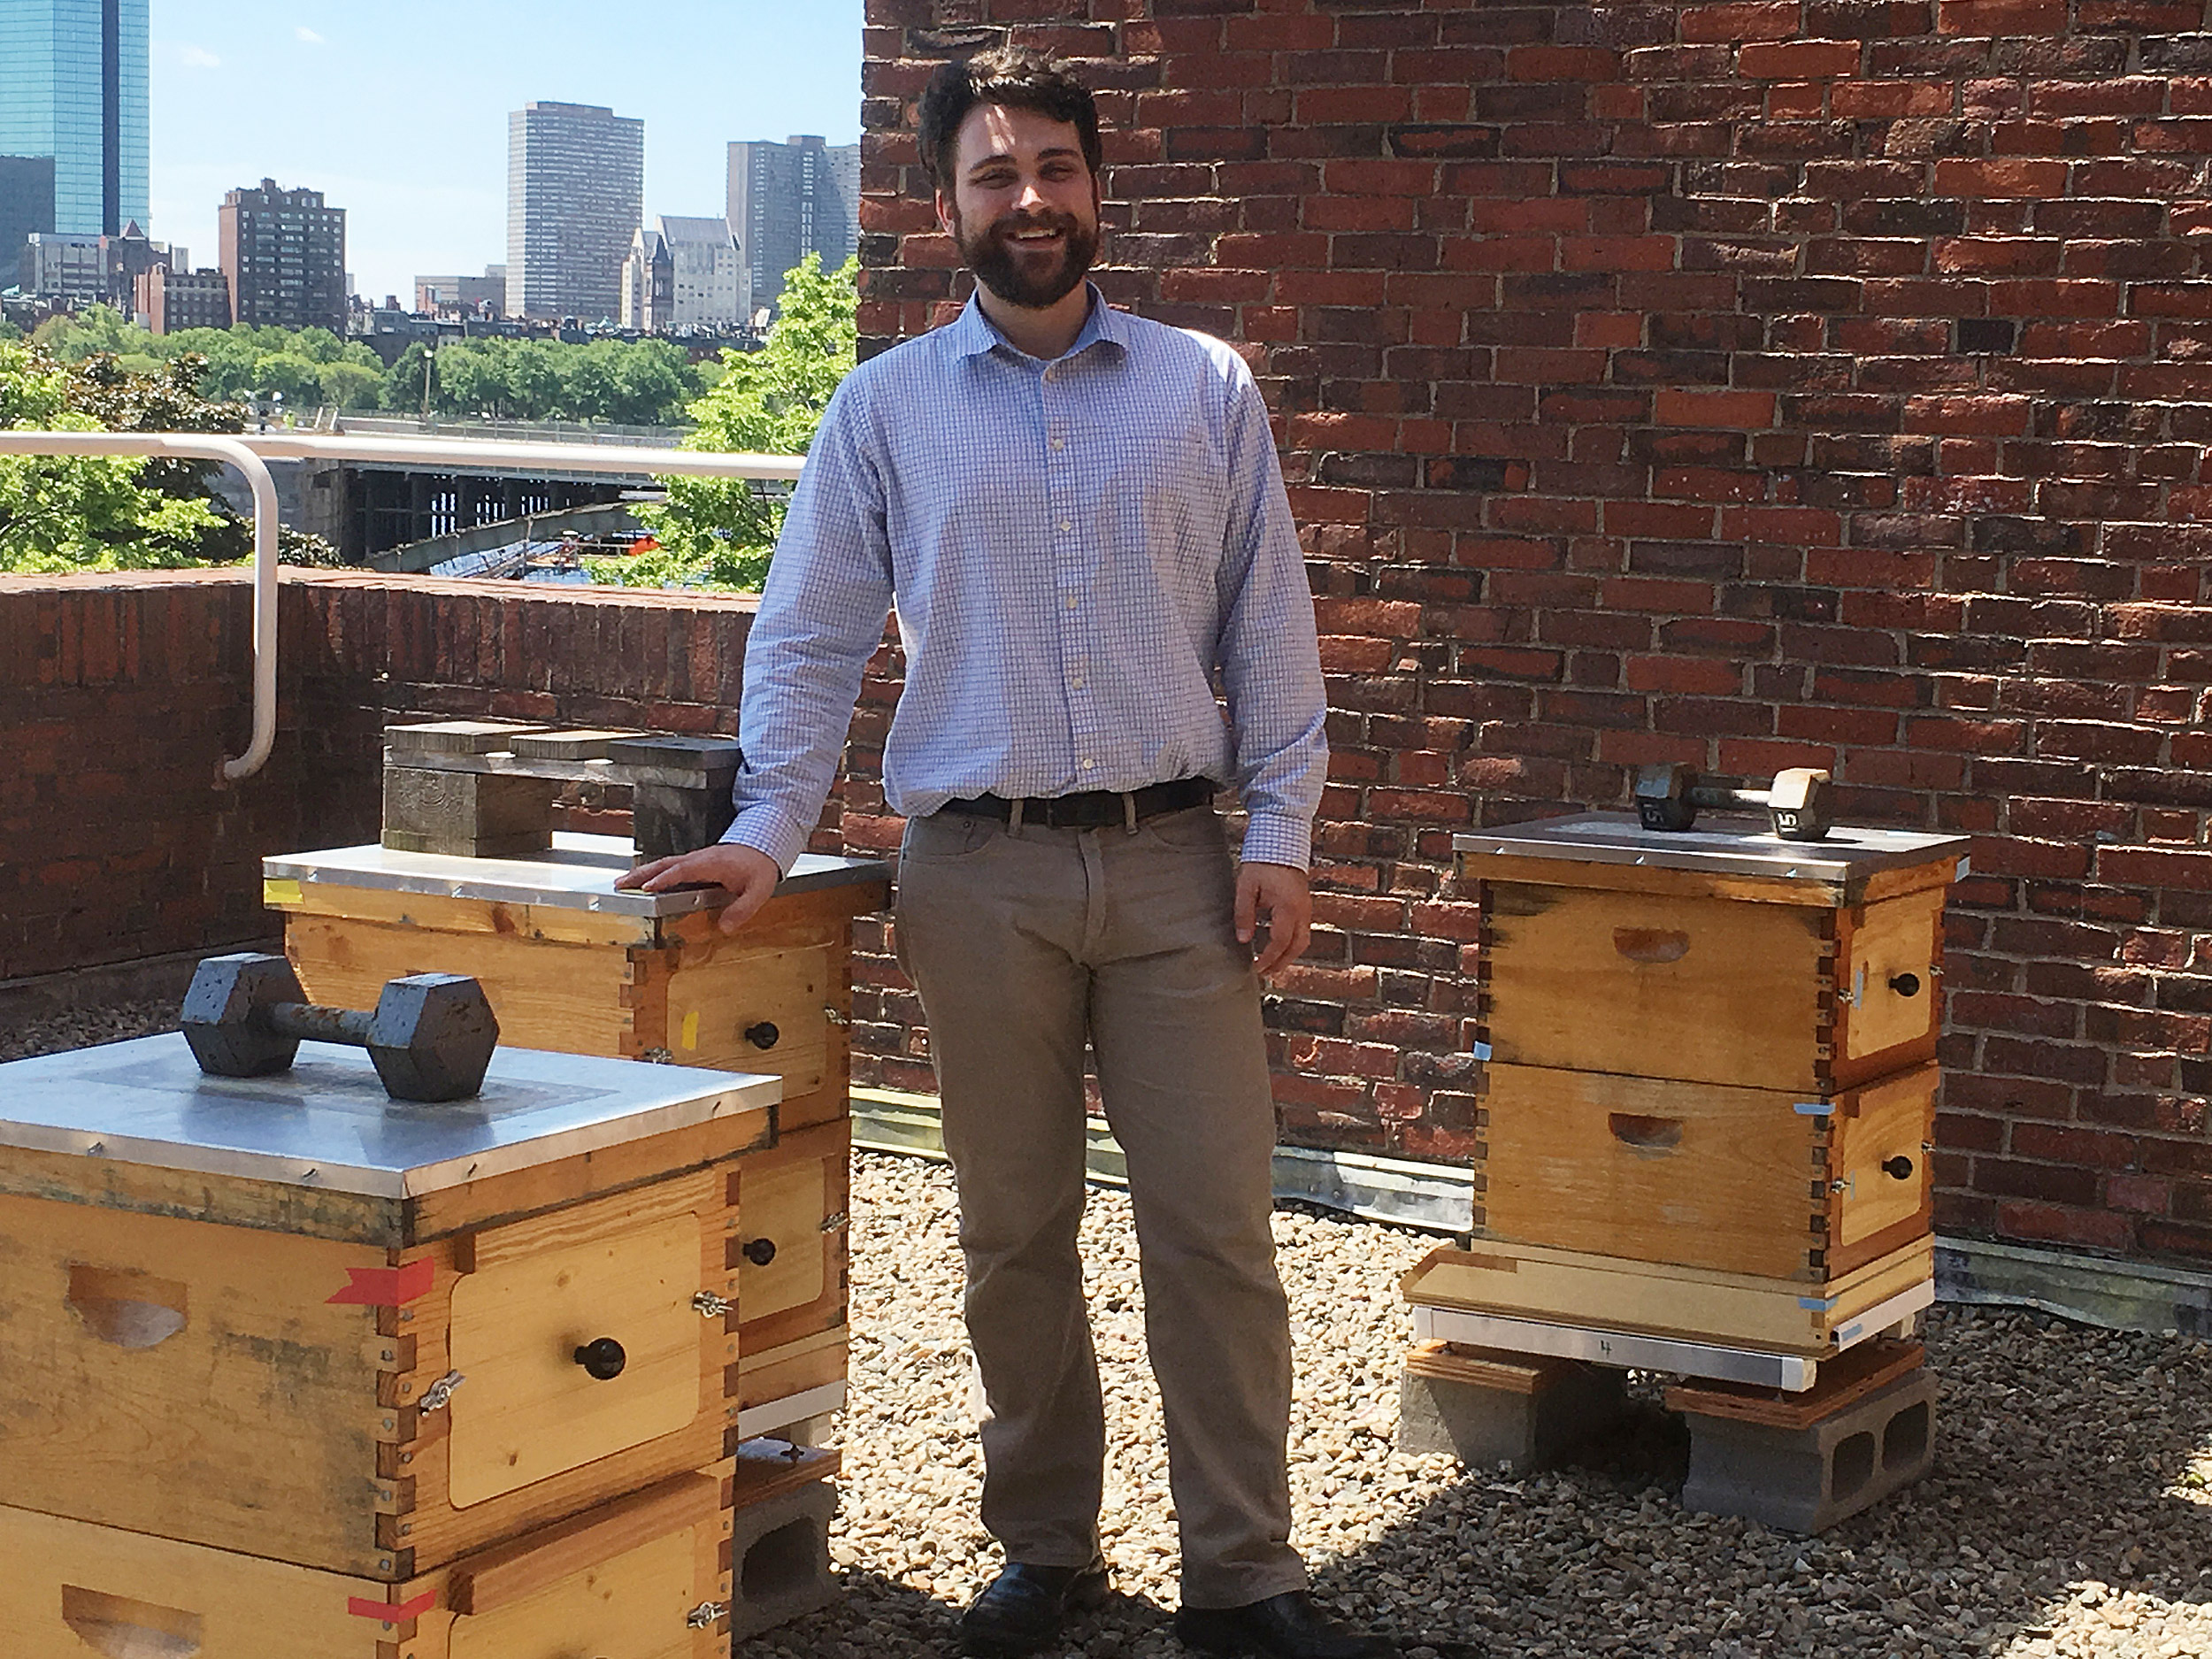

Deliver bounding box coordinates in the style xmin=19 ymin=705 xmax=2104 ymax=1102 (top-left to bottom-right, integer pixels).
xmin=1399 ymin=812 xmax=1969 ymax=1531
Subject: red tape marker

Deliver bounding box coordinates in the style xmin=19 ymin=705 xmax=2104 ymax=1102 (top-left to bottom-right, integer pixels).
xmin=346 ymin=1590 xmax=437 ymax=1623
xmin=326 ymin=1259 xmax=434 ymax=1307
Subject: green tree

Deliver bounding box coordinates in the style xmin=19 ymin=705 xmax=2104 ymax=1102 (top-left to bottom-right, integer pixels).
xmin=603 ymin=254 xmax=858 ymax=592
xmin=0 ymin=341 xmax=229 ymax=571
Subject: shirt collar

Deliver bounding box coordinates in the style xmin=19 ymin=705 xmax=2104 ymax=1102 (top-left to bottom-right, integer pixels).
xmin=949 ymin=281 xmax=1131 ymax=365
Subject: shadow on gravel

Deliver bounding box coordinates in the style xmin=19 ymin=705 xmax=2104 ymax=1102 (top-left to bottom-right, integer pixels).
xmin=1319 ymin=1308 xmax=2212 ymax=1658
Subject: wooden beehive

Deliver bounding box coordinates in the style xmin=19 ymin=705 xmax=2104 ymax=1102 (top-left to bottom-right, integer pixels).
xmin=0 ymin=1035 xmax=778 ymax=1582
xmin=1404 ymin=814 xmax=1968 ymax=1365
xmin=0 ymin=1445 xmax=837 ymax=1659
xmin=262 ymin=834 xmax=888 ymax=1415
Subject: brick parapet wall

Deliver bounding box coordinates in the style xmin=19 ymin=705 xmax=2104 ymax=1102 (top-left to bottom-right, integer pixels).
xmin=0 ymin=570 xmax=761 ymax=982
xmin=856 ymin=0 xmax=2212 ymax=1264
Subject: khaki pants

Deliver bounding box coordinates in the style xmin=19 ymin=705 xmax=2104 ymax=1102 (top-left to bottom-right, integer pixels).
xmin=895 ymin=804 xmax=1307 ymax=1609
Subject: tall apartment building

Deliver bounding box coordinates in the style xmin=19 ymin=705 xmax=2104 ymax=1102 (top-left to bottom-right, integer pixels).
xmin=620 ymin=215 xmax=742 ymax=332
xmin=218 ymin=178 xmax=347 ymax=331
xmin=0 ymin=154 xmax=57 ymax=284
xmin=507 ymin=101 xmax=642 ymax=322
xmin=0 ymin=0 xmax=149 ymax=237
xmin=726 ymin=134 xmax=858 ymax=316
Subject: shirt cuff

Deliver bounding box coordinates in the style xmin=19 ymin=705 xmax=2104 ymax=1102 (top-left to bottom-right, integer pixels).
xmin=721 ymin=803 xmax=811 ymax=875
xmin=1239 ymin=813 xmax=1311 ymax=872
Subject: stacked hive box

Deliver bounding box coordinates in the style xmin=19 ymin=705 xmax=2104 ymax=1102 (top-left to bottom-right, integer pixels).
xmin=261 ymin=832 xmax=890 ymax=1453
xmin=0 ymin=1034 xmax=810 ymax=1656
xmin=1401 ymin=814 xmax=1969 ymax=1528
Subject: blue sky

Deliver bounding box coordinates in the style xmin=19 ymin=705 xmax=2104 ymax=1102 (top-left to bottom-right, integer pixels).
xmin=150 ymin=1 xmax=863 ymax=303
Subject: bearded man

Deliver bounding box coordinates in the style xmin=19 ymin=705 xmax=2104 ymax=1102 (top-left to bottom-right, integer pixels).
xmin=621 ymin=46 xmax=1388 ymax=1659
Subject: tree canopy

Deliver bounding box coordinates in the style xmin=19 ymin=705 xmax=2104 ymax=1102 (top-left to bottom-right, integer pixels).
xmin=600 ymin=254 xmax=858 ymax=594
xmin=0 ymin=342 xmax=340 ymax=572
xmin=0 ymin=341 xmax=230 ymax=572
xmin=25 ymin=308 xmax=720 ymax=426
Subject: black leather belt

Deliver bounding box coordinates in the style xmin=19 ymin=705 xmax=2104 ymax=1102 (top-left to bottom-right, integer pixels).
xmin=938 ymin=777 xmax=1217 ymax=830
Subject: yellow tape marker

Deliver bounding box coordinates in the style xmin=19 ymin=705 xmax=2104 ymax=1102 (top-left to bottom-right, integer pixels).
xmin=680 ymin=1010 xmax=699 ymax=1051
xmin=263 ymin=879 xmax=303 ymax=907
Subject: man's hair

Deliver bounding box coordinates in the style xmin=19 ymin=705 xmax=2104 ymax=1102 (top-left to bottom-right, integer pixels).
xmin=916 ymin=46 xmax=1102 ymax=188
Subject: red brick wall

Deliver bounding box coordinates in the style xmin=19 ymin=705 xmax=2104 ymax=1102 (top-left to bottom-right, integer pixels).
xmin=0 ymin=571 xmax=757 ymax=981
xmin=854 ymin=0 xmax=2212 ymax=1265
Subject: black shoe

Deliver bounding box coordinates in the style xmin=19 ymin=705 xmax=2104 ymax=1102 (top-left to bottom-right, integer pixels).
xmin=957 ymin=1558 xmax=1112 ymax=1658
xmin=1174 ymin=1591 xmax=1395 ymax=1659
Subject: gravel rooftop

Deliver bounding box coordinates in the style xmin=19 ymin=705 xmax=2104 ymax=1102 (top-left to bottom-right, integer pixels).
xmin=11 ymin=1006 xmax=2210 ymax=1659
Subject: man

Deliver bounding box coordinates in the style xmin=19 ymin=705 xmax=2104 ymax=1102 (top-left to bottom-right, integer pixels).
xmin=620 ymin=47 xmax=1388 ymax=1659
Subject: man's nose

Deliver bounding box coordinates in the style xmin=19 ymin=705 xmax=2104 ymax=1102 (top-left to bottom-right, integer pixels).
xmin=1015 ymin=176 xmax=1048 ymax=211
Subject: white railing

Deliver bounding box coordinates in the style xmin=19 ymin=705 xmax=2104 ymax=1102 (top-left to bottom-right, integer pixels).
xmin=0 ymin=430 xmax=805 ymax=782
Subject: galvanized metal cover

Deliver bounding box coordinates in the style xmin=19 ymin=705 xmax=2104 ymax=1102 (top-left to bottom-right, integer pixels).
xmin=263 ymin=833 xmax=889 ymax=918
xmin=0 ymin=1035 xmax=779 ymax=1197
xmin=1453 ymin=813 xmax=1970 ymax=882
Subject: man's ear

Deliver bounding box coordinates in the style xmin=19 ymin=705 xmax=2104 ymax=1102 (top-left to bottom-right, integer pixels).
xmin=934 ymin=187 xmax=956 ymax=238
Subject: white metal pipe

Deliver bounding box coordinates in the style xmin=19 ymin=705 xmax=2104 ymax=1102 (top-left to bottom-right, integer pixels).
xmin=235 ymin=431 xmax=804 ymax=481
xmin=0 ymin=431 xmax=280 ymax=781
xmin=0 ymin=427 xmax=805 ymax=786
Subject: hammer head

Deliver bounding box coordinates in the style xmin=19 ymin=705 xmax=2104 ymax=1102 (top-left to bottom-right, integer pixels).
xmin=1766 ymin=768 xmax=1833 ymax=841
xmin=365 ymin=973 xmax=500 ymax=1102
xmin=1633 ymin=764 xmax=1699 ymax=832
xmin=180 ymin=952 xmax=304 ymax=1078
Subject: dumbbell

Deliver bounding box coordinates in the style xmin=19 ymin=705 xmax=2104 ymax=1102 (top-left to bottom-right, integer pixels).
xmin=180 ymin=953 xmax=500 ymax=1102
xmin=1632 ymin=764 xmax=1834 ymax=841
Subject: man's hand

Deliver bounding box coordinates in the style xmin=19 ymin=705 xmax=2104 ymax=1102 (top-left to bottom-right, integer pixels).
xmin=615 ymin=841 xmax=783 ymax=936
xmin=1235 ymin=861 xmax=1311 ymax=980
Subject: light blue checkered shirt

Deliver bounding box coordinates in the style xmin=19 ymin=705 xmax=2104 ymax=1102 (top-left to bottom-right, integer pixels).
xmin=722 ymin=285 xmax=1327 ymax=873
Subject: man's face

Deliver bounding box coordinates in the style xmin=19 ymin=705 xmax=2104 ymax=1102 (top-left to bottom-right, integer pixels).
xmin=936 ymin=103 xmax=1100 ymax=311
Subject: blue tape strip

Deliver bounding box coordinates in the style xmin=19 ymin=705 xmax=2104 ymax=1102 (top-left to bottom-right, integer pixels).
xmin=1471 ymin=1041 xmax=1493 ymax=1062
xmin=1794 ymin=1101 xmax=1834 ymax=1116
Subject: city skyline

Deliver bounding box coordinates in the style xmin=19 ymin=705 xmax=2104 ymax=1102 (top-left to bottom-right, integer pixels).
xmin=147 ymin=0 xmax=861 ymax=305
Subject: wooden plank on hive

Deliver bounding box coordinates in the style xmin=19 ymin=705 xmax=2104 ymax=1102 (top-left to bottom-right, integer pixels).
xmin=1481 ymin=882 xmax=1830 ymax=1091
xmin=274 ymin=882 xmax=664 ymax=949
xmin=0 ymin=1502 xmax=388 ymax=1659
xmin=1478 ymin=1063 xmax=1824 ymax=1280
xmin=1402 ymin=1340 xmax=1583 ymax=1395
xmin=0 ymin=1140 xmax=403 ymax=1242
xmin=1667 ymin=1338 xmax=1924 ymax=1428
xmin=284 ymin=915 xmax=640 ymax=1058
xmin=1401 ymin=1235 xmax=1933 ymax=1355
xmin=402 ymin=1102 xmax=775 ymax=1244
xmin=0 ymin=1194 xmax=387 ymax=1571
xmin=445 ymin=1470 xmax=722 ymax=1616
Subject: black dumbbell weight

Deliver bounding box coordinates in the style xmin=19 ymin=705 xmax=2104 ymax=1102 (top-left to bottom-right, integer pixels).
xmin=180 ymin=952 xmax=500 ymax=1102
xmin=1632 ymin=763 xmax=1834 ymax=841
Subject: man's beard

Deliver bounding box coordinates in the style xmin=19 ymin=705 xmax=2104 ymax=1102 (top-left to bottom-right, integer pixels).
xmin=954 ymin=204 xmax=1098 ymax=310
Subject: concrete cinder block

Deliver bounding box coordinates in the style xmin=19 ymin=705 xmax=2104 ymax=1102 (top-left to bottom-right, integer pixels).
xmin=1678 ymin=1363 xmax=1936 ymax=1533
xmin=726 ymin=1476 xmax=840 ymax=1640
xmin=1396 ymin=1341 xmax=1629 ymax=1473
xmin=381 ymin=766 xmax=556 ymax=858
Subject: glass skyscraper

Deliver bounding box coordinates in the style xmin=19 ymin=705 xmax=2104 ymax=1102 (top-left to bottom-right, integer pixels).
xmin=0 ymin=0 xmax=150 ymax=237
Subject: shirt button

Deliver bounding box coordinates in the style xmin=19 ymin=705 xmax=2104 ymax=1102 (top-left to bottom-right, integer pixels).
xmin=1070 ymin=675 xmax=1085 ymax=690
xmin=1064 ymin=595 xmax=1078 ymax=610
xmin=1058 ymin=518 xmax=1071 ymax=532
xmin=1050 ymin=435 xmax=1065 ymax=450
xmin=1081 ymin=757 xmax=1095 ymax=771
